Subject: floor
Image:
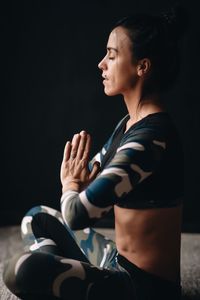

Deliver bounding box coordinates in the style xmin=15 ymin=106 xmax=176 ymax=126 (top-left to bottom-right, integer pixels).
xmin=0 ymin=226 xmax=200 ymax=299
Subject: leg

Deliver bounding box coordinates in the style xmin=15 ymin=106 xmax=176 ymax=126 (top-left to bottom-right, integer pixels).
xmin=3 ymin=251 xmax=134 ymax=300
xmin=21 ymin=205 xmax=89 ymax=262
xmin=73 ymin=227 xmax=117 ymax=267
xmin=21 ymin=205 xmax=116 ymax=266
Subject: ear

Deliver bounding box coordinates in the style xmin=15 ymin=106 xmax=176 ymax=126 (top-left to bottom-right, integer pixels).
xmin=137 ymin=58 xmax=151 ymax=77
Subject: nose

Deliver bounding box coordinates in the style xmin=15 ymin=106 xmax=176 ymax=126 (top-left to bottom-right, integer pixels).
xmin=98 ymin=56 xmax=107 ymax=70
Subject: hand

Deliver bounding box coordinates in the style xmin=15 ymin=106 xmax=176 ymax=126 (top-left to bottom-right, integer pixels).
xmin=60 ymin=131 xmax=100 ymax=193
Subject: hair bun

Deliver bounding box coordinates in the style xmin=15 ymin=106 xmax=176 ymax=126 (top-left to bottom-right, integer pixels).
xmin=161 ymin=3 xmax=189 ymax=41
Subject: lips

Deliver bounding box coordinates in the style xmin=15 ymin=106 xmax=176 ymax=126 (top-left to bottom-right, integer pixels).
xmin=101 ymin=74 xmax=108 ymax=85
xmin=102 ymin=74 xmax=108 ymax=80
xmin=103 ymin=77 xmax=108 ymax=81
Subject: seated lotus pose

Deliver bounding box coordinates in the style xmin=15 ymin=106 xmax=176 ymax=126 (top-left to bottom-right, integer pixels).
xmin=3 ymin=5 xmax=186 ymax=300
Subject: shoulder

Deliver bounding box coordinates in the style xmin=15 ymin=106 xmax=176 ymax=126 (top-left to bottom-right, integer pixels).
xmin=121 ymin=112 xmax=176 ymax=144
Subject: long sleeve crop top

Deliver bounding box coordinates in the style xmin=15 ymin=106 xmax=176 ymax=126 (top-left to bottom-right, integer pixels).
xmin=60 ymin=112 xmax=184 ymax=230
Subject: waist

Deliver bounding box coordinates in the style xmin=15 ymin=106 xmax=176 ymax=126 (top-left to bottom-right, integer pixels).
xmin=117 ymin=253 xmax=181 ymax=298
xmin=114 ymin=205 xmax=182 ymax=282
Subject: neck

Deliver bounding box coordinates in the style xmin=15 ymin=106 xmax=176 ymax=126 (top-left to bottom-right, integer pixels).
xmin=123 ymin=88 xmax=164 ymax=124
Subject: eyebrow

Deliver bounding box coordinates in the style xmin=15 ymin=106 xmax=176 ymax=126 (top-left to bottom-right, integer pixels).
xmin=107 ymin=47 xmax=118 ymax=53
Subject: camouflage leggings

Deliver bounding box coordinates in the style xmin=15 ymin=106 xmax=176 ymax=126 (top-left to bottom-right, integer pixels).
xmin=3 ymin=206 xmax=134 ymax=300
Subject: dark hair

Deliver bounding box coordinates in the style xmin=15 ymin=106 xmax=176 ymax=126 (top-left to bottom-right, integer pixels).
xmin=112 ymin=4 xmax=188 ymax=95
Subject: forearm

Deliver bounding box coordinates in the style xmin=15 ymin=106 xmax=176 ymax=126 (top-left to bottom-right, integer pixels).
xmin=60 ymin=190 xmax=98 ymax=230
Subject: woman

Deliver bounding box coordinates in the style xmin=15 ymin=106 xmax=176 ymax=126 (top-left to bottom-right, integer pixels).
xmin=3 ymin=5 xmax=186 ymax=300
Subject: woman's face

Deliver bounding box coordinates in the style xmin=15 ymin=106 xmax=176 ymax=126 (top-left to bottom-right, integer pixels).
xmin=98 ymin=26 xmax=138 ymax=96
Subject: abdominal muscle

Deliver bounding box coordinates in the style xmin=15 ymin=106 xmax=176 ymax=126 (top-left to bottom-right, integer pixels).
xmin=114 ymin=204 xmax=182 ymax=283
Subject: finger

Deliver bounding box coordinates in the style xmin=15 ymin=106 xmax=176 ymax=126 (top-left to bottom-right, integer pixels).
xmin=89 ymin=161 xmax=101 ymax=181
xmin=70 ymin=133 xmax=81 ymax=159
xmin=63 ymin=141 xmax=71 ymax=161
xmin=76 ymin=131 xmax=87 ymax=160
xmin=82 ymin=134 xmax=91 ymax=161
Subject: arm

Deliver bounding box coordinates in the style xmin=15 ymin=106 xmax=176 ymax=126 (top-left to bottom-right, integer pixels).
xmin=60 ymin=130 xmax=166 ymax=230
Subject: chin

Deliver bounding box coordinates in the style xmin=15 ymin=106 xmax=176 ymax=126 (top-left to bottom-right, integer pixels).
xmin=104 ymin=88 xmax=118 ymax=96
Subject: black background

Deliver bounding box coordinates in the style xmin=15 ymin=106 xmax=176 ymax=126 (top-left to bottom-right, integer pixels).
xmin=1 ymin=0 xmax=200 ymax=230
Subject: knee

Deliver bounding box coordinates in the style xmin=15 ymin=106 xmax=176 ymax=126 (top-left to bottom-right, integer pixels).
xmin=21 ymin=205 xmax=42 ymax=236
xmin=3 ymin=252 xmax=31 ymax=296
xmin=21 ymin=205 xmax=62 ymax=236
xmin=23 ymin=205 xmax=50 ymax=220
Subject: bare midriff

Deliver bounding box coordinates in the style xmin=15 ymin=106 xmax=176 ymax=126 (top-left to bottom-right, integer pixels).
xmin=114 ymin=204 xmax=182 ymax=283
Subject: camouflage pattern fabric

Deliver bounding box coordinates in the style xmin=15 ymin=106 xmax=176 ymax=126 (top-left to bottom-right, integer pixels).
xmin=60 ymin=113 xmax=184 ymax=230
xmin=3 ymin=206 xmax=134 ymax=299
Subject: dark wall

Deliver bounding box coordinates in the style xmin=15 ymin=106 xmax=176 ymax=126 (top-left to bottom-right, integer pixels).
xmin=1 ymin=0 xmax=200 ymax=230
